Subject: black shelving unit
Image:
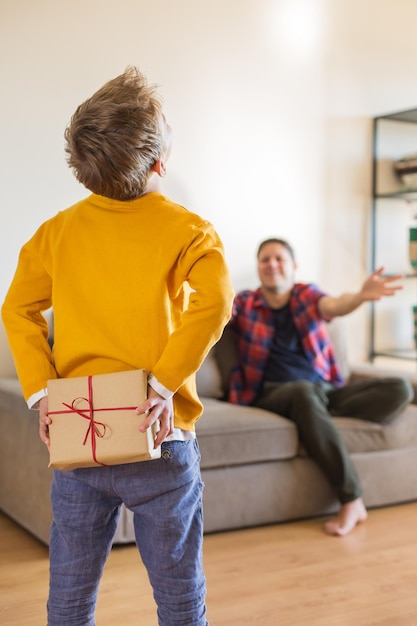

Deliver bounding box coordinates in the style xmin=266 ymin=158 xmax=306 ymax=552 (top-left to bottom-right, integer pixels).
xmin=370 ymin=107 xmax=417 ymax=363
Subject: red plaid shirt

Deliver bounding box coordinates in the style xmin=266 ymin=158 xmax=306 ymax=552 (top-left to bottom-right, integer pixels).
xmin=227 ymin=284 xmax=344 ymax=405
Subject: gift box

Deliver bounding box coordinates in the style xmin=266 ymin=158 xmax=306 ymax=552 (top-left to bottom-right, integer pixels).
xmin=47 ymin=369 xmax=161 ymax=470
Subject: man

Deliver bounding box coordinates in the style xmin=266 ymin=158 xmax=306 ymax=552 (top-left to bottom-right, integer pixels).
xmin=226 ymin=237 xmax=412 ymax=537
xmin=2 ymin=67 xmax=234 ymax=625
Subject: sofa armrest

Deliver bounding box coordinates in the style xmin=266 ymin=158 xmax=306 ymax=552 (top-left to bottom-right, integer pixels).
xmin=349 ymin=362 xmax=417 ymax=404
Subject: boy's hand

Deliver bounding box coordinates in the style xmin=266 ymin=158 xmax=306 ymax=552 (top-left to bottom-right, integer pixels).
xmin=39 ymin=396 xmax=51 ymax=450
xmin=136 ymin=385 xmax=174 ymax=448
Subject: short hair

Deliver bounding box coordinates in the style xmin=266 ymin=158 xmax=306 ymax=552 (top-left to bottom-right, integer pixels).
xmin=257 ymin=238 xmax=296 ymax=261
xmin=64 ymin=66 xmax=163 ymax=200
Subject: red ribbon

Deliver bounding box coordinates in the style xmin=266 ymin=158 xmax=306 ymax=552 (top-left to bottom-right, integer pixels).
xmin=48 ymin=375 xmax=138 ymax=467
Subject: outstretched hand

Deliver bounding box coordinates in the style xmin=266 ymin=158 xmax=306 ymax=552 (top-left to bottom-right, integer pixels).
xmin=136 ymin=385 xmax=174 ymax=448
xmin=360 ymin=267 xmax=403 ymax=302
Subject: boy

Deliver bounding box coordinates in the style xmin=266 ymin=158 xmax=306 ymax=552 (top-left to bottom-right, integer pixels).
xmin=2 ymin=67 xmax=234 ymax=625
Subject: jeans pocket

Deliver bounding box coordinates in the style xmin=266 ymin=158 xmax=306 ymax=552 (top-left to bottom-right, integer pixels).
xmin=161 ymin=439 xmax=200 ymax=463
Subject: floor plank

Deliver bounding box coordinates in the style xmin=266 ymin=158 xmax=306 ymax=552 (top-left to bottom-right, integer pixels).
xmin=1 ymin=503 xmax=417 ymax=625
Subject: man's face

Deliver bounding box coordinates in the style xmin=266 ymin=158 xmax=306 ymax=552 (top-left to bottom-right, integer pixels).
xmin=257 ymin=242 xmax=297 ymax=294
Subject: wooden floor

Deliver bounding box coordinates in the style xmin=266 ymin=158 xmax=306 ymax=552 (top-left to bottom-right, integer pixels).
xmin=1 ymin=504 xmax=417 ymax=625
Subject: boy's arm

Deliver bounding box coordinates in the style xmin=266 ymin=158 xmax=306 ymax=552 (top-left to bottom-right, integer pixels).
xmin=151 ymin=226 xmax=234 ymax=393
xmin=2 ymin=244 xmax=56 ymax=402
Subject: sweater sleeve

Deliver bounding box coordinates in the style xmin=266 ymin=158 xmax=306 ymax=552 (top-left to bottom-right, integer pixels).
xmin=151 ymin=222 xmax=234 ymax=393
xmin=2 ymin=230 xmax=57 ymax=400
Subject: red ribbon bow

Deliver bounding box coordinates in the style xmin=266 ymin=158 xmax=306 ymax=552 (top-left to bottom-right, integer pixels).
xmin=61 ymin=375 xmax=108 ymax=466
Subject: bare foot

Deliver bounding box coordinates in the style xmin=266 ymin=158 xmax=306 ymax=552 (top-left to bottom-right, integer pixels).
xmin=323 ymin=498 xmax=368 ymax=537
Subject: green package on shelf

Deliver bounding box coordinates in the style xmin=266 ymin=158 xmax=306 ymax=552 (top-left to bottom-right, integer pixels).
xmin=409 ymin=227 xmax=417 ymax=271
xmin=409 ymin=227 xmax=417 ymax=241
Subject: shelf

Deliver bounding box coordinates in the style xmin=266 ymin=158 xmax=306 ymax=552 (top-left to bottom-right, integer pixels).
xmin=375 ymin=191 xmax=417 ymax=200
xmin=374 ymin=190 xmax=417 ymax=200
xmin=378 ymin=273 xmax=417 ymax=279
xmin=375 ymin=108 xmax=417 ymax=124
xmin=370 ymin=107 xmax=417 ymax=364
xmin=371 ymin=349 xmax=417 ymax=361
xmin=376 ymin=272 xmax=417 ymax=280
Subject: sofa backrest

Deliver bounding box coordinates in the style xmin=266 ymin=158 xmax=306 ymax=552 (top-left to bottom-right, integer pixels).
xmin=0 ymin=321 xmax=17 ymax=378
xmin=327 ymin=317 xmax=350 ymax=380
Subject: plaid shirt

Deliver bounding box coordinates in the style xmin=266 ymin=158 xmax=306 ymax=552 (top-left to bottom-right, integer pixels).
xmin=227 ymin=284 xmax=344 ymax=405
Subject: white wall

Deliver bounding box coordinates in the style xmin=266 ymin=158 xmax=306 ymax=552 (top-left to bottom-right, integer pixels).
xmin=2 ymin=0 xmax=417 ymax=365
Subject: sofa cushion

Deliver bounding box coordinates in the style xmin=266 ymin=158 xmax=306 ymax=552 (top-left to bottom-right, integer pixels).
xmin=196 ymin=397 xmax=298 ymax=469
xmin=198 ymin=398 xmax=417 ymax=470
xmin=296 ymin=405 xmax=417 ymax=457
xmin=333 ymin=405 xmax=417 ymax=453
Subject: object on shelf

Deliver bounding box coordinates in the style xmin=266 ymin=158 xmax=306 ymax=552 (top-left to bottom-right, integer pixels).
xmin=409 ymin=226 xmax=417 ymax=272
xmin=413 ymin=305 xmax=417 ymax=349
xmin=394 ymin=153 xmax=417 ymax=190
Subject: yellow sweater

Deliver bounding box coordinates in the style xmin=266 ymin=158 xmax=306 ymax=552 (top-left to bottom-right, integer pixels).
xmin=2 ymin=192 xmax=234 ymax=430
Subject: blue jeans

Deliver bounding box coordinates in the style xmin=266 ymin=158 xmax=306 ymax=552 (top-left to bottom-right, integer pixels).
xmin=47 ymin=439 xmax=208 ymax=626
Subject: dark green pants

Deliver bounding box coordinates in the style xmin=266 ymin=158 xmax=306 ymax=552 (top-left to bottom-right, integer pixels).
xmin=254 ymin=377 xmax=413 ymax=503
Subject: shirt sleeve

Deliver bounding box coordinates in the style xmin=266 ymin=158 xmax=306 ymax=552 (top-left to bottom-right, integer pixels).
xmin=147 ymin=373 xmax=174 ymax=399
xmin=27 ymin=388 xmax=48 ymax=409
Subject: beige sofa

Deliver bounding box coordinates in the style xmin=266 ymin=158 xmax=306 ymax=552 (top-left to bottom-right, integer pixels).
xmin=1 ymin=320 xmax=417 ymax=545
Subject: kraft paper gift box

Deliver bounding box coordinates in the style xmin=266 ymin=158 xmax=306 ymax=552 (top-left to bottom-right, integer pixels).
xmin=48 ymin=369 xmax=161 ymax=470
